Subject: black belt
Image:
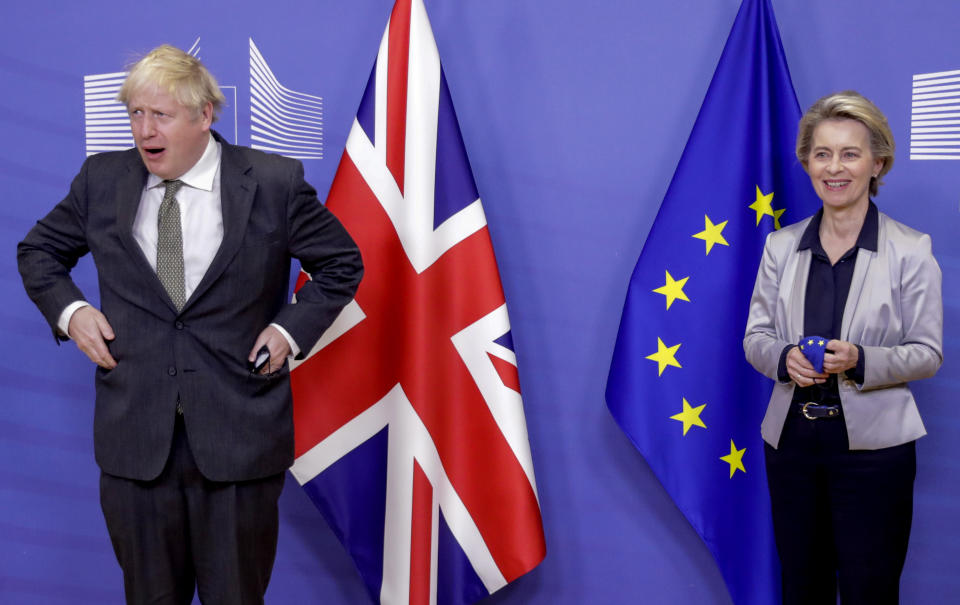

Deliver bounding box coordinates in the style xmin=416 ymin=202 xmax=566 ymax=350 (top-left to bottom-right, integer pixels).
xmin=798 ymin=402 xmax=841 ymax=420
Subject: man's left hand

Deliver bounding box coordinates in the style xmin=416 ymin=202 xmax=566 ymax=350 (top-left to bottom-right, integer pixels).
xmin=824 ymin=339 xmax=859 ymax=374
xmin=248 ymin=325 xmax=292 ymax=374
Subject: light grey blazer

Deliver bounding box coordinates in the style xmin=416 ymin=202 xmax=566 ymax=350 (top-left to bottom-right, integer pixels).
xmin=744 ymin=209 xmax=943 ymax=450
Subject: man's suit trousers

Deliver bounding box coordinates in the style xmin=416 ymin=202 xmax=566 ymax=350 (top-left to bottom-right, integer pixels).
xmin=100 ymin=414 xmax=286 ymax=605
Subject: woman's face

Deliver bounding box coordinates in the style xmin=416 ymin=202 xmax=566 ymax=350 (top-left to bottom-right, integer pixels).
xmin=806 ymin=118 xmax=884 ymax=212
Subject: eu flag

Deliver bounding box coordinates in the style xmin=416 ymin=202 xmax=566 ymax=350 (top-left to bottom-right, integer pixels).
xmin=605 ymin=0 xmax=820 ymax=603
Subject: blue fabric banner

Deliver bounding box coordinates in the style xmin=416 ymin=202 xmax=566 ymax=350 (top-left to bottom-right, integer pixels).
xmin=605 ymin=1 xmax=821 ymax=603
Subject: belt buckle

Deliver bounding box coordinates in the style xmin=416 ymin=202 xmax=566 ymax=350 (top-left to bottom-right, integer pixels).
xmin=801 ymin=402 xmax=839 ymax=420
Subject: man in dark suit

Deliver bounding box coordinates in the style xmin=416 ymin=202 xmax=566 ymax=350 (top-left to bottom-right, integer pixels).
xmin=17 ymin=45 xmax=363 ymax=604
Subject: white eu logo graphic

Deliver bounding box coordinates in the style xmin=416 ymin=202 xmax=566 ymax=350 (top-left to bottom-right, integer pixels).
xmin=83 ymin=38 xmax=322 ymax=161
xmin=910 ymin=68 xmax=960 ymax=161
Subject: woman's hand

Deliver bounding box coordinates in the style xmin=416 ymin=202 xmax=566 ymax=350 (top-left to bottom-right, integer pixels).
xmin=786 ymin=345 xmax=829 ymax=387
xmin=824 ymin=339 xmax=859 ymax=374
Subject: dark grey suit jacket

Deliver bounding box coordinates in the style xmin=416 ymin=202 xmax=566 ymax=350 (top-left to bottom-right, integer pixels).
xmin=18 ymin=132 xmax=363 ymax=482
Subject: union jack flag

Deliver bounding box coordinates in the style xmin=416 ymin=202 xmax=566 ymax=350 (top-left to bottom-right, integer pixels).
xmin=288 ymin=1 xmax=546 ymax=603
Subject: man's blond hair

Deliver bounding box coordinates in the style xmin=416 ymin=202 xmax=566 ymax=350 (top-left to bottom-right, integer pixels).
xmin=117 ymin=44 xmax=226 ymax=121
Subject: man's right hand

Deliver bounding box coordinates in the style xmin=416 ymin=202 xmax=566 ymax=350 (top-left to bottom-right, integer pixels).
xmin=68 ymin=306 xmax=117 ymax=369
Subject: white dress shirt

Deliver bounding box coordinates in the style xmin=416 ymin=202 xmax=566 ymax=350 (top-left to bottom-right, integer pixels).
xmin=58 ymin=134 xmax=299 ymax=355
xmin=134 ymin=134 xmax=223 ymax=300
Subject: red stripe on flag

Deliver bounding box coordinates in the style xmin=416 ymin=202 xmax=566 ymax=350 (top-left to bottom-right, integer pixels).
xmin=409 ymin=461 xmax=433 ymax=605
xmin=386 ymin=0 xmax=412 ymax=194
xmin=488 ymin=353 xmax=521 ymax=394
xmin=294 ymin=271 xmax=309 ymax=292
xmin=292 ymin=155 xmax=546 ymax=581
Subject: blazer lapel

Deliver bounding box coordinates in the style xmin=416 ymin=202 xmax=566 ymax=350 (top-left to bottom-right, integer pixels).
xmin=787 ymin=247 xmax=810 ymax=343
xmin=115 ymin=151 xmax=178 ymax=308
xmin=841 ymin=245 xmax=875 ymax=341
xmin=183 ymin=137 xmax=256 ymax=310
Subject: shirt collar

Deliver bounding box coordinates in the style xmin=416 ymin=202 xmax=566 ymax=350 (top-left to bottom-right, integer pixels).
xmin=147 ymin=134 xmax=221 ymax=192
xmin=798 ymin=200 xmax=879 ymax=253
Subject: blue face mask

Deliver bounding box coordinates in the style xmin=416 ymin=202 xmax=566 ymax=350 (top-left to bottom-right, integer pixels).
xmin=798 ymin=335 xmax=828 ymax=373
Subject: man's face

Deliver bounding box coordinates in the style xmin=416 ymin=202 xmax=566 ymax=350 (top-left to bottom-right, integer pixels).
xmin=127 ymin=84 xmax=212 ymax=180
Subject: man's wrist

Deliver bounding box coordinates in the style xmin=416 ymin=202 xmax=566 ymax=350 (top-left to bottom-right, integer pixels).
xmin=58 ymin=301 xmax=91 ymax=338
xmin=269 ymin=323 xmax=300 ymax=358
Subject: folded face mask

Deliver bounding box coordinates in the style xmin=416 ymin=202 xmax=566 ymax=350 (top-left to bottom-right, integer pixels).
xmin=798 ymin=336 xmax=828 ymax=373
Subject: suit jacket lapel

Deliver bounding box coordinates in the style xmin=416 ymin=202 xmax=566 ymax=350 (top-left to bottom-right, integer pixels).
xmin=841 ymin=207 xmax=883 ymax=341
xmin=115 ymin=151 xmax=179 ymax=309
xmin=842 ymin=242 xmax=875 ymax=342
xmin=183 ymin=135 xmax=256 ymax=310
xmin=787 ymin=247 xmax=810 ymax=343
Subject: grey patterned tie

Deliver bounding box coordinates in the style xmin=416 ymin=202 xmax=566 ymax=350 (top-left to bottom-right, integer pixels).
xmin=157 ymin=179 xmax=186 ymax=311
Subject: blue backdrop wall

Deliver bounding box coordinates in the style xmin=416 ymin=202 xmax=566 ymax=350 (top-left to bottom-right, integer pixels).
xmin=1 ymin=1 xmax=958 ymax=603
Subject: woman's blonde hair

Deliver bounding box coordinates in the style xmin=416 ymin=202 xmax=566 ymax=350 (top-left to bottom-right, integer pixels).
xmin=796 ymin=91 xmax=895 ymax=197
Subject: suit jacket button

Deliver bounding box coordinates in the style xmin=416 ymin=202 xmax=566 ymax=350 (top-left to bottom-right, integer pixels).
xmin=168 ymin=366 xmax=177 ymax=376
xmin=175 ymin=321 xmax=184 ymax=330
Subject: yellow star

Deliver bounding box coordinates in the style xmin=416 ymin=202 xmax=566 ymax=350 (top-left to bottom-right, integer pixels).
xmin=748 ymin=186 xmax=775 ymax=226
xmin=720 ymin=439 xmax=746 ymax=478
xmin=670 ymin=397 xmax=706 ymax=435
xmin=692 ymin=215 xmax=729 ymax=255
xmin=773 ymin=207 xmax=786 ymax=230
xmin=646 ymin=337 xmax=682 ymax=376
xmin=652 ymin=271 xmax=690 ymax=310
